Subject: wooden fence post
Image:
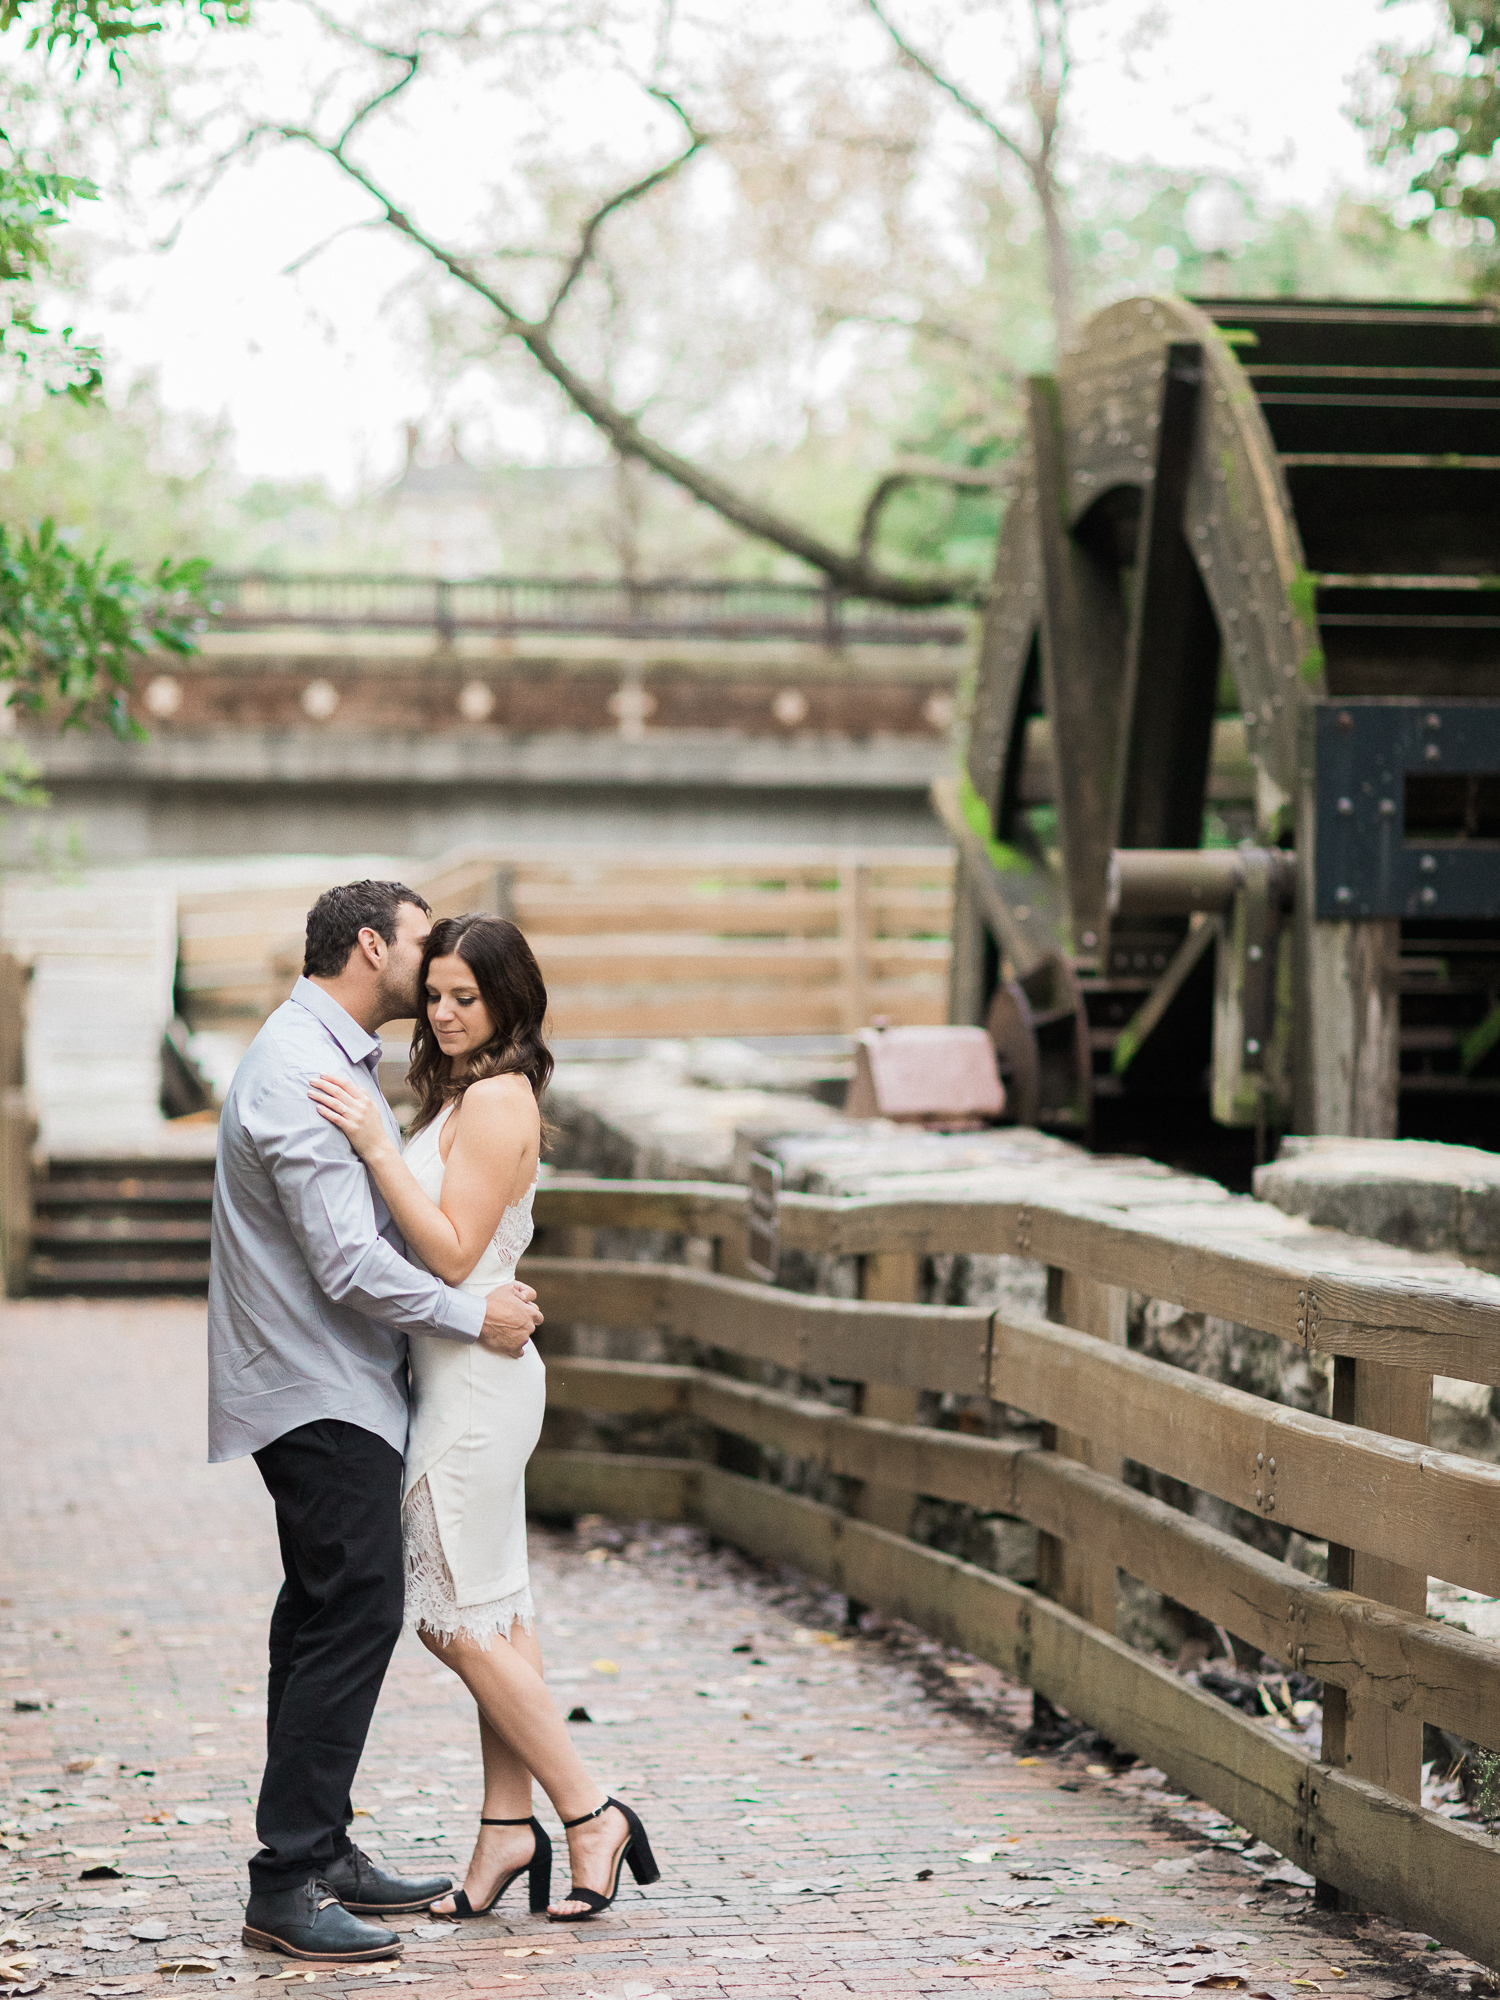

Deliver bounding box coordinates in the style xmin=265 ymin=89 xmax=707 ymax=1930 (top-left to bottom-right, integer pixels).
xmin=839 ymin=860 xmax=871 ymax=1033
xmin=1036 ymin=1270 xmax=1128 ymax=1634
xmin=1319 ymin=1354 xmax=1433 ymax=1908
xmin=852 ymin=1251 xmax=923 ymax=1536
xmin=0 ymin=952 xmax=34 ymax=1297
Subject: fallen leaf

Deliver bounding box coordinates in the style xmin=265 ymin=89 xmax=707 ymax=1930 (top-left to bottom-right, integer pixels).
xmin=1015 ymin=1756 xmax=1043 ymax=1766
xmin=129 ymin=1921 xmax=173 ymax=1942
xmin=1086 ymin=1763 xmax=1112 ymax=1776
xmin=915 ymin=1868 xmax=933 ymax=1881
xmin=66 ymin=1758 xmax=97 ymax=1775
xmin=156 ymin=1958 xmax=220 ymax=1975
xmin=960 ymin=1849 xmax=997 ymax=1864
xmin=1291 ymin=1985 xmax=1322 ymax=1992
xmin=590 ymin=1660 xmax=618 ymax=1675
xmin=500 ymin=1948 xmax=554 ymax=1958
xmin=408 ymin=1926 xmax=455 ymax=1941
xmin=173 ymin=1808 xmax=228 ymax=1826
xmin=79 ymin=1866 xmax=123 ymax=1882
xmin=1091 ymin=1916 xmax=1131 ymax=1928
xmin=1196 ymin=1980 xmax=1246 ymax=1990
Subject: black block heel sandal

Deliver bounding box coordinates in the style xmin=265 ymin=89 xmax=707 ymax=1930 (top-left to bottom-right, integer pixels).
xmin=547 ymin=1797 xmax=660 ymax=1923
xmin=438 ymin=1815 xmax=552 ymax=1917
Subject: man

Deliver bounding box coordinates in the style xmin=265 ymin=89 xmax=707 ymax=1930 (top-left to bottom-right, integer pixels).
xmin=208 ymin=880 xmax=544 ymax=1962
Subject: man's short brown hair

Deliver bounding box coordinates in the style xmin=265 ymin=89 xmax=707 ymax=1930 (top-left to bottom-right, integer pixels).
xmin=302 ymin=880 xmax=432 ymax=979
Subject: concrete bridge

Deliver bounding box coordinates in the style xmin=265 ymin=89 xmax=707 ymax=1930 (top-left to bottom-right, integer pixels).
xmin=3 ymin=575 xmax=974 ymax=867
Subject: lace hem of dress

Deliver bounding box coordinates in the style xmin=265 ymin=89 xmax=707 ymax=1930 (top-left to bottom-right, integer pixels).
xmin=402 ymin=1475 xmax=534 ymax=1646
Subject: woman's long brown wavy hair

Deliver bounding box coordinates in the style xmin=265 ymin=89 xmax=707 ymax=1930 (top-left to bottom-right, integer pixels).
xmin=406 ymin=914 xmax=553 ymax=1136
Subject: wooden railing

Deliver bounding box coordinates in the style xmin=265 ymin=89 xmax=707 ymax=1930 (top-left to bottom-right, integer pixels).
xmin=522 ymin=1174 xmax=1500 ymax=1968
xmin=178 ymin=846 xmax=954 ymax=1043
xmin=0 ymin=952 xmax=35 ymax=1297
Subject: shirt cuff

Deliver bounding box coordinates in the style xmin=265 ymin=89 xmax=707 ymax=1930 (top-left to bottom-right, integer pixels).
xmin=437 ymin=1287 xmax=486 ymax=1340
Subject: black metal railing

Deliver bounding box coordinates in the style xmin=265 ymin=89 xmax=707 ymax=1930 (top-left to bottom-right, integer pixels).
xmin=205 ymin=573 xmax=971 ymax=647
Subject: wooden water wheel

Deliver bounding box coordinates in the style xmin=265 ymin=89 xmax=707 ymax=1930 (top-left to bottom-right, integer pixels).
xmin=937 ymin=294 xmax=1500 ymax=1162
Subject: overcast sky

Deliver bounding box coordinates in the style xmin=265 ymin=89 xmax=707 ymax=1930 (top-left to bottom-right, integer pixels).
xmin=79 ymin=0 xmax=1438 ymax=491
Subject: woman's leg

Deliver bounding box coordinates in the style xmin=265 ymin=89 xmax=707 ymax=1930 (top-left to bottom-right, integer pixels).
xmin=422 ymin=1619 xmax=631 ymax=1917
xmin=427 ymin=1657 xmax=535 ymax=1916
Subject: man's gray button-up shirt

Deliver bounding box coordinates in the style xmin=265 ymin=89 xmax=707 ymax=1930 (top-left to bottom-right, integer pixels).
xmin=207 ymin=976 xmax=485 ymax=1463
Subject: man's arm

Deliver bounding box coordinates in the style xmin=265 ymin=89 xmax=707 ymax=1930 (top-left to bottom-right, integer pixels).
xmin=243 ymin=1069 xmax=486 ymax=1342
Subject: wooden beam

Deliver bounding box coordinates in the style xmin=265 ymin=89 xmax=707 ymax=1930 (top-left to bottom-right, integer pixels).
xmin=1114 ymin=342 xmax=1219 ymax=854
xmin=1037 ymin=1270 xmax=1127 ymax=1634
xmin=853 ymin=1251 xmax=924 ymax=1538
xmin=1322 ymin=1360 xmax=1433 ymax=1807
xmin=1029 ymin=374 xmax=1129 ymax=960
xmin=519 ymin=1256 xmax=994 ymax=1397
xmin=527 ymin=1450 xmax=698 ymax=1522
xmin=989 ymin=1309 xmax=1500 ymax=1594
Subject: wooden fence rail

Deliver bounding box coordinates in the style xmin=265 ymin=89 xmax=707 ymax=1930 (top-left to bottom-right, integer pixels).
xmin=522 ymin=1173 xmax=1500 ymax=1969
xmin=177 ymin=845 xmax=954 ymax=1044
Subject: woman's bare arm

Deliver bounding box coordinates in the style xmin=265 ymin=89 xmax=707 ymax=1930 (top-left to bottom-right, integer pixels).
xmin=308 ymin=1072 xmax=539 ymax=1283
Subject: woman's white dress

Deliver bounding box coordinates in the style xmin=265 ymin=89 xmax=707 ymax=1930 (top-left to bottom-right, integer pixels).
xmin=400 ymin=1103 xmax=546 ymax=1645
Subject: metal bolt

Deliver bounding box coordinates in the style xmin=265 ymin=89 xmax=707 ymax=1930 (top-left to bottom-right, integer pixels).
xmin=1248 ymin=944 xmax=1263 ymax=961
xmin=1421 ymin=885 xmax=1437 ymax=905
xmin=1267 ymin=1495 xmax=1276 ymax=1510
xmin=1245 ymin=1038 xmax=1261 ymax=1056
xmin=1255 ymin=1490 xmax=1263 ymax=1504
xmin=1297 ymin=1319 xmax=1305 ymax=1334
xmin=1256 ymin=1453 xmax=1263 ymax=1467
xmin=1426 ymin=742 xmax=1441 ymax=762
xmin=1298 ymin=1647 xmax=1306 ymax=1669
xmin=1269 ymin=1459 xmax=1276 ymax=1473
xmin=1335 ymin=886 xmax=1352 ymax=904
xmin=1337 ymin=797 xmax=1353 ymax=816
xmin=1420 ymin=853 xmax=1437 ymax=873
xmin=1378 ymin=797 xmax=1395 ymax=816
xmin=1426 ymin=713 xmax=1441 ymax=729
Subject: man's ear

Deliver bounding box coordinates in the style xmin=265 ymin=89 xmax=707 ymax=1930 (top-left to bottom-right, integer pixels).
xmin=356 ymin=926 xmax=387 ymax=970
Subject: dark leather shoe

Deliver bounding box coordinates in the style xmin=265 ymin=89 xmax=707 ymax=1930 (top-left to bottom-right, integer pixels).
xmin=322 ymin=1842 xmax=454 ymax=1915
xmin=242 ymin=1879 xmax=399 ymax=1961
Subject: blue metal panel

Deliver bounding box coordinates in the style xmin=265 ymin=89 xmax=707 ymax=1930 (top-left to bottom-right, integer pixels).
xmin=1314 ymin=699 xmax=1500 ymax=919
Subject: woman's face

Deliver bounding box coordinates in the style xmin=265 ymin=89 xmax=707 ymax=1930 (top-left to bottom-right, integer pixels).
xmin=425 ymin=952 xmax=497 ymax=1065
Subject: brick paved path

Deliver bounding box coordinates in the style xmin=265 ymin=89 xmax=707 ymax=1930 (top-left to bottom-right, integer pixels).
xmin=1 ymin=1301 xmax=1489 ymax=2000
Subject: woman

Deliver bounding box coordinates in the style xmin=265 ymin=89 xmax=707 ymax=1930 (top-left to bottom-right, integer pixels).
xmin=307 ymin=913 xmax=658 ymax=1924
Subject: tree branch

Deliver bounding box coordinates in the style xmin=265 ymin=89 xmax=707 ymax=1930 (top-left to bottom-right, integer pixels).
xmin=270 ymin=122 xmax=979 ymax=604
xmin=856 ymin=458 xmax=1010 ymax=567
xmin=542 ymin=86 xmax=708 ymax=331
xmin=864 ymin=0 xmax=1034 ymax=173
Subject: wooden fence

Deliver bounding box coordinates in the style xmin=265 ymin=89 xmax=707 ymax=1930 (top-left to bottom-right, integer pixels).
xmin=177 ymin=846 xmax=954 ymax=1043
xmin=520 ymin=1173 xmax=1500 ymax=1968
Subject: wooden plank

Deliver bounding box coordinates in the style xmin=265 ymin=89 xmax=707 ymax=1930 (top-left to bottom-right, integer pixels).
xmin=526 ymin=1449 xmax=698 ymax=1522
xmin=1113 ymin=341 xmax=1219 ymax=855
xmin=534 ymin=1181 xmax=748 ymax=1237
xmin=1038 ymin=1270 xmax=1126 ymax=1633
xmin=541 ymin=1355 xmax=695 ymax=1415
xmin=517 ymin=1256 xmax=993 ymax=1396
xmin=538 ymin=1361 xmax=1500 ymax=1754
xmin=1030 ymin=373 xmax=1128 ymax=959
xmin=853 ymin=1251 xmax=923 ymax=1537
xmin=989 ymin=1308 xmax=1500 ymax=1594
xmin=1322 ymin=1359 xmax=1432 ymax=1809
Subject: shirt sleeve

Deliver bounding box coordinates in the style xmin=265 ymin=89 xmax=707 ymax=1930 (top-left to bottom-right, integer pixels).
xmin=241 ymin=1066 xmax=485 ymax=1343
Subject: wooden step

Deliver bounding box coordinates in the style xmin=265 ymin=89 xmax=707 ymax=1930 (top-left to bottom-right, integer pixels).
xmin=28 ymin=1254 xmax=213 ymax=1289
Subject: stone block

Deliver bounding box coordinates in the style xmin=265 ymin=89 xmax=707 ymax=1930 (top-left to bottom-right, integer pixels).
xmin=1255 ymin=1135 xmax=1500 ymax=1271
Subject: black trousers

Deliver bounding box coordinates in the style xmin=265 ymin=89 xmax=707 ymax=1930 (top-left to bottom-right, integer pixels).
xmin=249 ymin=1419 xmax=405 ymax=1895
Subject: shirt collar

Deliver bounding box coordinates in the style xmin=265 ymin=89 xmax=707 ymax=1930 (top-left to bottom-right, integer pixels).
xmin=290 ymin=976 xmax=383 ymax=1067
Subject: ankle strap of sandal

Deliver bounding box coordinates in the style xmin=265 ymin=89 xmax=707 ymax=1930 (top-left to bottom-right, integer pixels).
xmin=561 ymin=1798 xmax=613 ymax=1830
xmin=479 ymin=1815 xmax=536 ymax=1825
